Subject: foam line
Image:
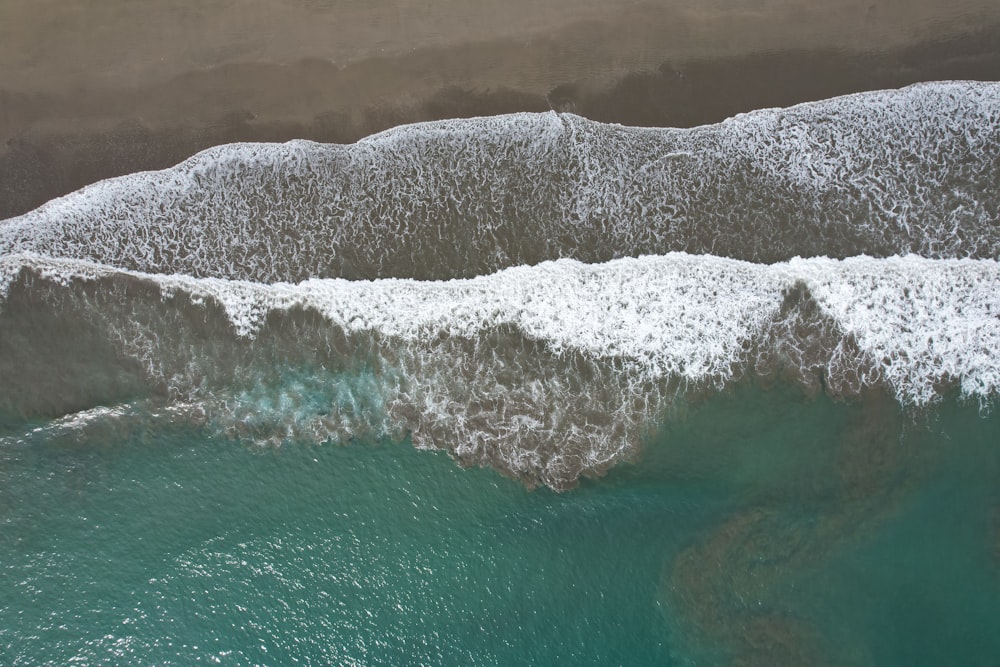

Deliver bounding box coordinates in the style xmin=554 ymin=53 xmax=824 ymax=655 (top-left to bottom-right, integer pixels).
xmin=3 ymin=251 xmax=998 ymax=407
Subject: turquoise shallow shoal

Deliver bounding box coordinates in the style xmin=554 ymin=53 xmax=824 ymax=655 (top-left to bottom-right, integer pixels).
xmin=2 ymin=384 xmax=998 ymax=666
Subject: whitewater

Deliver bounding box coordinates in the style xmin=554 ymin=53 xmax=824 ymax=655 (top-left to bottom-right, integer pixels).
xmin=1 ymin=80 xmax=998 ymax=488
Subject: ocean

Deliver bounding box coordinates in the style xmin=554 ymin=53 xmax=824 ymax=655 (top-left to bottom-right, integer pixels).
xmin=2 ymin=81 xmax=999 ymax=665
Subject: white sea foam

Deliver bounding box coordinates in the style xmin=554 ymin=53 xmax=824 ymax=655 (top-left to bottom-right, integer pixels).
xmin=3 ymin=82 xmax=999 ymax=486
xmin=3 ymin=251 xmax=998 ymax=407
xmin=1 ymin=82 xmax=998 ymax=281
xmin=3 ymin=251 xmax=997 ymax=487
xmin=791 ymin=256 xmax=1000 ymax=404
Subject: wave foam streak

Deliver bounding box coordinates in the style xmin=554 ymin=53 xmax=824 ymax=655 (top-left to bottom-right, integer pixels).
xmin=1 ymin=252 xmax=997 ymax=488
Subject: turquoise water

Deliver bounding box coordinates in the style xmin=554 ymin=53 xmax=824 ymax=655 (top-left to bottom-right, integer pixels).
xmin=2 ymin=384 xmax=999 ymax=666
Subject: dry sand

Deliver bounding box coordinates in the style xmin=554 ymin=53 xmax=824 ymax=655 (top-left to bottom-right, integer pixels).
xmin=1 ymin=0 xmax=999 ymax=219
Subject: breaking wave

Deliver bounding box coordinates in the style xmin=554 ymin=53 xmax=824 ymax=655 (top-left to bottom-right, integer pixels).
xmin=2 ymin=252 xmax=997 ymax=488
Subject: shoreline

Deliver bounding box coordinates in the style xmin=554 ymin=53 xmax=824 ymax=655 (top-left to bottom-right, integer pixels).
xmin=2 ymin=3 xmax=1000 ymax=219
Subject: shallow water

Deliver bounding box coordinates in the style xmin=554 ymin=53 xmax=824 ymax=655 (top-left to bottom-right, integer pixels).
xmin=3 ymin=385 xmax=997 ymax=666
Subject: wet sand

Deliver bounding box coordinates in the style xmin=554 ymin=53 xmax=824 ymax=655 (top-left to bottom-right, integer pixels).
xmin=2 ymin=0 xmax=1000 ymax=219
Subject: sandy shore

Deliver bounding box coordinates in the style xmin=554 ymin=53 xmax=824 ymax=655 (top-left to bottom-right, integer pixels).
xmin=2 ymin=0 xmax=1000 ymax=219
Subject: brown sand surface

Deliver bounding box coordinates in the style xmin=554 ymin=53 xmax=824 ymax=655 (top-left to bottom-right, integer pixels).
xmin=2 ymin=0 xmax=1000 ymax=219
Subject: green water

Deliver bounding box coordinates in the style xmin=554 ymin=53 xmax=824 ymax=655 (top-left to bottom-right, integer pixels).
xmin=2 ymin=385 xmax=999 ymax=666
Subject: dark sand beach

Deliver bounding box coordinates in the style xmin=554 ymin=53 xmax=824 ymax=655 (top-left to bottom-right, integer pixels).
xmin=2 ymin=0 xmax=1000 ymax=219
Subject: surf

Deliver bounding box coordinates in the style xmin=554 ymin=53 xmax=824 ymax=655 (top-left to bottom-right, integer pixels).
xmin=2 ymin=251 xmax=997 ymax=488
xmin=1 ymin=81 xmax=997 ymax=283
xmin=2 ymin=80 xmax=998 ymax=487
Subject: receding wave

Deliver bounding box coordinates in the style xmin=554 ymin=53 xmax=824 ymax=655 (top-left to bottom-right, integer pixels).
xmin=1 ymin=81 xmax=998 ymax=281
xmin=2 ymin=252 xmax=997 ymax=488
